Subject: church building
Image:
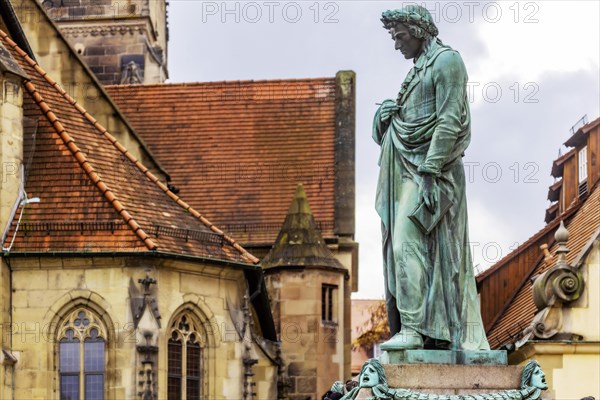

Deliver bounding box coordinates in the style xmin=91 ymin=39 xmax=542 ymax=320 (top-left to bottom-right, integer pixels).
xmin=1 ymin=0 xmax=358 ymax=399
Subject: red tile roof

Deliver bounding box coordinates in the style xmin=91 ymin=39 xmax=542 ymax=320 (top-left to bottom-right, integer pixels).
xmin=105 ymin=79 xmax=337 ymax=245
xmin=486 ymin=182 xmax=600 ymax=349
xmin=0 ymin=30 xmax=257 ymax=264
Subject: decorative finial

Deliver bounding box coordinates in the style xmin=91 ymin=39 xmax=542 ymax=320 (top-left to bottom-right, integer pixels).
xmin=555 ymin=221 xmax=570 ymax=262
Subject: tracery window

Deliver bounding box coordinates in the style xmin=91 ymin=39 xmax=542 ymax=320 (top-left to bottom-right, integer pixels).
xmin=58 ymin=308 xmax=106 ymax=400
xmin=168 ymin=314 xmax=205 ymax=400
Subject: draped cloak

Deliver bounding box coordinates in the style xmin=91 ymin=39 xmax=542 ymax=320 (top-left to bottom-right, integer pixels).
xmin=373 ymin=38 xmax=489 ymax=350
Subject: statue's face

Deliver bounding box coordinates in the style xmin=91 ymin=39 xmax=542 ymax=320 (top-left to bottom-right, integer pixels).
xmin=530 ymin=366 xmax=548 ymax=390
xmin=390 ymin=23 xmax=423 ymax=59
xmin=359 ymin=364 xmax=380 ymax=388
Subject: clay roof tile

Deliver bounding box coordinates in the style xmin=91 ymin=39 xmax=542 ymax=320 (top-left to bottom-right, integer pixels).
xmin=0 ymin=29 xmax=257 ymax=264
xmin=105 ymin=78 xmax=338 ymax=245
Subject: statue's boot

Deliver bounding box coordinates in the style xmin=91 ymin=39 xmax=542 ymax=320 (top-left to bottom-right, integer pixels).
xmin=379 ymin=326 xmax=424 ymax=350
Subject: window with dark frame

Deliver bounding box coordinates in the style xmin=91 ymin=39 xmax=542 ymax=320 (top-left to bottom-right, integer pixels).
xmin=167 ymin=334 xmax=183 ymax=400
xmin=167 ymin=314 xmax=204 ymax=400
xmin=321 ymin=284 xmax=337 ymax=322
xmin=58 ymin=309 xmax=106 ymax=400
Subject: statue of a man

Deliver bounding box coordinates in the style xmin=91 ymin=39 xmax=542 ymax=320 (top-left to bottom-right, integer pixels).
xmin=373 ymin=5 xmax=489 ymax=350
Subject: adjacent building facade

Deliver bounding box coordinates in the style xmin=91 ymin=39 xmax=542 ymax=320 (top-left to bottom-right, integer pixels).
xmin=478 ymin=118 xmax=600 ymax=399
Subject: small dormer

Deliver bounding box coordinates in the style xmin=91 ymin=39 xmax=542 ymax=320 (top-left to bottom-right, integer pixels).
xmin=564 ymin=117 xmax=598 ymax=197
xmin=546 ymin=116 xmax=599 ymax=223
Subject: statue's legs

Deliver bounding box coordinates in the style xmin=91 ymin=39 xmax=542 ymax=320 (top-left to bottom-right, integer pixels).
xmin=380 ymin=178 xmax=426 ymax=350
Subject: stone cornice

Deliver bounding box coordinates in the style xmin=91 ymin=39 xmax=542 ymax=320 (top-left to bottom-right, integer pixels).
xmin=509 ymin=341 xmax=600 ymax=364
xmin=55 ymin=20 xmax=152 ymax=39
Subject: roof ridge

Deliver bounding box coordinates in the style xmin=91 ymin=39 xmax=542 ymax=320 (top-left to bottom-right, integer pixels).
xmin=0 ymin=31 xmax=258 ymax=264
xmin=105 ymin=76 xmax=336 ymax=89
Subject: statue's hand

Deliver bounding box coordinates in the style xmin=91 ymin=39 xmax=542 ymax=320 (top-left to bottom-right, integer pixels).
xmin=379 ymin=99 xmax=400 ymax=122
xmin=419 ymin=174 xmax=438 ymax=213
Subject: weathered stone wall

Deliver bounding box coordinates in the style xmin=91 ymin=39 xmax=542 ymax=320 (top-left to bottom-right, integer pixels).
xmin=7 ymin=256 xmax=277 ymax=399
xmin=36 ymin=0 xmax=167 ymax=85
xmin=57 ymin=23 xmax=150 ymax=85
xmin=266 ymin=268 xmax=346 ymax=399
xmin=0 ymin=70 xmax=24 ymax=234
xmin=0 ymin=262 xmax=13 ymax=399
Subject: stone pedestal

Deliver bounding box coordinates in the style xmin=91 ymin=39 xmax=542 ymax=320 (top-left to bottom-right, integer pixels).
xmin=384 ymin=364 xmax=520 ymax=396
xmin=380 ymin=349 xmax=507 ymax=365
xmin=379 ymin=350 xmax=551 ymax=399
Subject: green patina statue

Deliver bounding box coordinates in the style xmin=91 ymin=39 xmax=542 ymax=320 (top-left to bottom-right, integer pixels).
xmin=330 ymin=359 xmax=548 ymax=400
xmin=373 ymin=5 xmax=489 ymax=351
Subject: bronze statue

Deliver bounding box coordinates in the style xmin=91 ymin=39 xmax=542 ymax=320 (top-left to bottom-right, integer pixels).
xmin=373 ymin=5 xmax=489 ymax=350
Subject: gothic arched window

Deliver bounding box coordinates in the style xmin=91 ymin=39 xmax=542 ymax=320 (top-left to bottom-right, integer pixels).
xmin=168 ymin=314 xmax=205 ymax=400
xmin=58 ymin=308 xmax=106 ymax=400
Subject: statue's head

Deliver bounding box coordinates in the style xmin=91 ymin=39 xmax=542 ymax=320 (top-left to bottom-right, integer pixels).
xmin=381 ymin=5 xmax=438 ymax=59
xmin=521 ymin=360 xmax=548 ymax=390
xmin=358 ymin=358 xmax=387 ymax=388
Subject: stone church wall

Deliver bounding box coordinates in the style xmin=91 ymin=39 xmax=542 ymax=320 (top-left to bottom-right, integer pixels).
xmin=4 ymin=256 xmax=277 ymax=399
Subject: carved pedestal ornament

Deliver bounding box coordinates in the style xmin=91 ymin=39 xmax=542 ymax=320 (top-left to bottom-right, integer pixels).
xmin=129 ymin=270 xmax=161 ymax=400
xmin=229 ymin=292 xmax=289 ymax=399
xmin=241 ymin=295 xmax=259 ymax=400
xmin=325 ymin=359 xmax=548 ymax=400
xmin=531 ymin=221 xmax=584 ymax=339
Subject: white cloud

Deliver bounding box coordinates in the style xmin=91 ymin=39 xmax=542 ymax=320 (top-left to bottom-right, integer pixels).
xmin=353 ymin=185 xmax=386 ymax=299
xmin=472 ymin=1 xmax=599 ymax=82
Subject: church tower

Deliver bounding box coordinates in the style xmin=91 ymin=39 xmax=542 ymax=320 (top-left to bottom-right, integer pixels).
xmin=40 ymin=0 xmax=168 ymax=85
xmin=262 ymin=184 xmax=350 ymax=399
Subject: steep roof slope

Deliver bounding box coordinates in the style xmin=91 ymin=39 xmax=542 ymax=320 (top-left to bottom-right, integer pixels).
xmin=486 ymin=183 xmax=600 ymax=349
xmin=105 ymin=80 xmax=337 ymax=245
xmin=262 ymin=184 xmax=344 ymax=270
xmin=478 ymin=118 xmax=600 ymax=333
xmin=0 ymin=30 xmax=257 ymax=265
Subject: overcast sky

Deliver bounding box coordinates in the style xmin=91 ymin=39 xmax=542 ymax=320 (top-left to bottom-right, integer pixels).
xmin=167 ymin=0 xmax=600 ymax=298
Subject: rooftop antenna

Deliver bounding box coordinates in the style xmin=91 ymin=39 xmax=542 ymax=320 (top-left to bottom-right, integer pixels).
xmin=569 ymin=114 xmax=588 ymax=135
